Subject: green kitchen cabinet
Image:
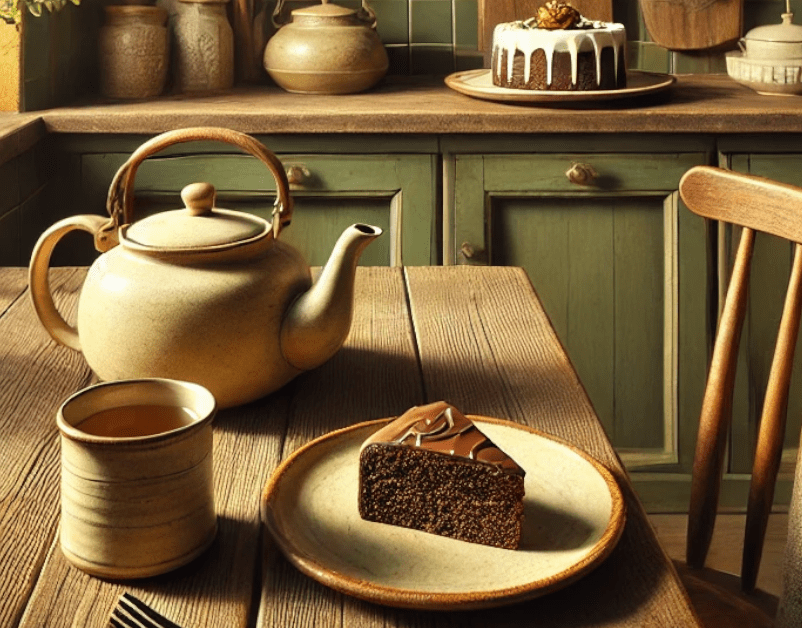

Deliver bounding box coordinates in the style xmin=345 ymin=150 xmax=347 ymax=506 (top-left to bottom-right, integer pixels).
xmin=51 ymin=135 xmax=439 ymax=268
xmin=444 ymin=136 xmax=714 ymax=509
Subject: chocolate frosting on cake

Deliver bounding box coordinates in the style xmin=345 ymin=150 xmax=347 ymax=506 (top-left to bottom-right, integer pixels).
xmin=361 ymin=401 xmax=525 ymax=476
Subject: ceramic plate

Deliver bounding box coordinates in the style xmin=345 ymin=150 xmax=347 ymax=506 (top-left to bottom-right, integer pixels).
xmin=261 ymin=417 xmax=626 ymax=610
xmin=444 ymin=69 xmax=675 ymax=103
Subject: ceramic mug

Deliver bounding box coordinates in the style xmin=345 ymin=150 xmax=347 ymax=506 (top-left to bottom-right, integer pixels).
xmin=57 ymin=378 xmax=217 ymax=579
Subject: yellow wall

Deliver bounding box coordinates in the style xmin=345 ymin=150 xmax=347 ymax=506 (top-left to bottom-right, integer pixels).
xmin=0 ymin=22 xmax=20 ymax=111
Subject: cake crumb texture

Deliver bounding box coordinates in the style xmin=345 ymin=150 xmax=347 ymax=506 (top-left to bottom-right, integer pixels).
xmin=359 ymin=445 xmax=525 ymax=550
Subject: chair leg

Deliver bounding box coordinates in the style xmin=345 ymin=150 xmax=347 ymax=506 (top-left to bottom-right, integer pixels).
xmin=743 ymin=243 xmax=802 ymax=592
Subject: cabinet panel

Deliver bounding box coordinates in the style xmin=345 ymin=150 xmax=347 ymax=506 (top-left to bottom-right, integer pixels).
xmin=74 ymin=152 xmax=438 ymax=267
xmin=452 ymin=152 xmax=709 ymax=475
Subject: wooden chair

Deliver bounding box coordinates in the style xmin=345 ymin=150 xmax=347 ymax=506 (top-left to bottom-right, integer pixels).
xmin=678 ymin=165 xmax=802 ymax=626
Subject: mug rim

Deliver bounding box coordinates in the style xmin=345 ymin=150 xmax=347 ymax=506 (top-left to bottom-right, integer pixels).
xmin=57 ymin=378 xmax=217 ymax=444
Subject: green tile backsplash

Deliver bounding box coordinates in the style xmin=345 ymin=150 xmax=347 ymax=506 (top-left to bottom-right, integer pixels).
xmin=264 ymin=0 xmax=802 ymax=76
xmin=18 ymin=0 xmax=802 ymax=109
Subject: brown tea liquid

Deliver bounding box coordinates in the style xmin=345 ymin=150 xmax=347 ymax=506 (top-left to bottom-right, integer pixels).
xmin=76 ymin=404 xmax=198 ymax=437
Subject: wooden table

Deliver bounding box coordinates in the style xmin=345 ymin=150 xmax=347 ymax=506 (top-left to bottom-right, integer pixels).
xmin=0 ymin=265 xmax=700 ymax=627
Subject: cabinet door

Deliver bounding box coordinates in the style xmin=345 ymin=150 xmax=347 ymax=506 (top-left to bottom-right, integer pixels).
xmin=451 ymin=152 xmax=709 ymax=488
xmin=79 ymin=152 xmax=438 ymax=267
xmin=722 ymin=153 xmax=802 ymax=501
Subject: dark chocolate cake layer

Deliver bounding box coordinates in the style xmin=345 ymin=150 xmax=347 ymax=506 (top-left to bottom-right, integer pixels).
xmin=358 ymin=402 xmax=525 ymax=550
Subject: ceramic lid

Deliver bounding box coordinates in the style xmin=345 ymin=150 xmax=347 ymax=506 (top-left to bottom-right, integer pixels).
xmin=744 ymin=12 xmax=802 ymax=42
xmin=291 ymin=1 xmax=356 ymax=18
xmin=123 ymin=182 xmax=269 ymax=249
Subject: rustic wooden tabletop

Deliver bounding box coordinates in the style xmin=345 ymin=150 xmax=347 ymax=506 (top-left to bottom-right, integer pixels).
xmin=0 ymin=265 xmax=700 ymax=627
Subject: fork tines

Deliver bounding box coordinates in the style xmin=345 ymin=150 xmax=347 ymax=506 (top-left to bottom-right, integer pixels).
xmin=109 ymin=592 xmax=184 ymax=628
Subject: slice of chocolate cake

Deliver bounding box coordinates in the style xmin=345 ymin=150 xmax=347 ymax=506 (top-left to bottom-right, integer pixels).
xmin=358 ymin=402 xmax=526 ymax=549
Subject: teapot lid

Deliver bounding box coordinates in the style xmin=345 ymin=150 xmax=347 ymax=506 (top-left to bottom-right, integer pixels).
xmin=744 ymin=11 xmax=802 ymax=42
xmin=123 ymin=182 xmax=270 ymax=250
xmin=292 ymin=0 xmax=355 ymax=17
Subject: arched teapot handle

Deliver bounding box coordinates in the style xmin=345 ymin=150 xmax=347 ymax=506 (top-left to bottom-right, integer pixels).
xmin=29 ymin=214 xmax=109 ymax=350
xmin=103 ymin=127 xmax=293 ymax=246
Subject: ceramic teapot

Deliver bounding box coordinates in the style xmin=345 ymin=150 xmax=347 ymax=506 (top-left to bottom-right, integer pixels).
xmin=263 ymin=0 xmax=388 ymax=94
xmin=29 ymin=127 xmax=382 ymax=408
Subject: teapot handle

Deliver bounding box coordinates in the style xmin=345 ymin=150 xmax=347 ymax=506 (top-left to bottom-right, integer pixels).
xmin=104 ymin=127 xmax=293 ymax=243
xmin=28 ymin=214 xmax=109 ymax=350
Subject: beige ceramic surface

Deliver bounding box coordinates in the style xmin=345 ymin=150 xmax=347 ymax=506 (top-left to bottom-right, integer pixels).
xmin=58 ymin=379 xmax=217 ymax=579
xmin=174 ymin=0 xmax=235 ymax=92
xmin=444 ymin=69 xmax=675 ymax=104
xmin=28 ymin=128 xmax=382 ymax=409
xmin=739 ymin=12 xmax=802 ymax=60
xmin=726 ymin=51 xmax=802 ymax=95
xmin=98 ymin=5 xmax=169 ymax=99
xmin=263 ymin=0 xmax=388 ymax=94
xmin=261 ymin=417 xmax=626 ymax=610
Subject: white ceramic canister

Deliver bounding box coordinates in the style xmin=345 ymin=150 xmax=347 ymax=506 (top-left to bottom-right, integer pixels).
xmin=99 ymin=5 xmax=170 ymax=99
xmin=173 ymin=0 xmax=235 ymax=92
xmin=57 ymin=379 xmax=217 ymax=579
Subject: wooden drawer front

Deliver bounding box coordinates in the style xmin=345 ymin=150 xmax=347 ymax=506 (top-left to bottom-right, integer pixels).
xmin=80 ymin=152 xmax=438 ymax=267
xmin=480 ymin=153 xmax=702 ymax=193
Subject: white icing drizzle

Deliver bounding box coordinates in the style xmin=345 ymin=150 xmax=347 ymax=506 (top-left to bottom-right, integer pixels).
xmin=493 ymin=20 xmax=626 ymax=87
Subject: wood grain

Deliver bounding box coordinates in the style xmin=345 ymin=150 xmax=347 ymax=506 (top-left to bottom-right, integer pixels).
xmin=685 ymin=225 xmax=753 ymax=569
xmin=8 ymin=75 xmax=802 ymax=137
xmin=1 ymin=266 xmax=702 ymax=628
xmin=742 ymin=243 xmax=802 ymax=592
xmin=0 ymin=268 xmax=93 ymax=628
xmin=404 ymin=266 xmax=701 ymax=627
xmin=680 ymin=165 xmax=802 ymax=593
xmin=639 ymin=0 xmax=742 ymax=51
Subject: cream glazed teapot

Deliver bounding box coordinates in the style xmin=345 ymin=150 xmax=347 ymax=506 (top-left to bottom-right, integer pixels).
xmin=29 ymin=127 xmax=382 ymax=408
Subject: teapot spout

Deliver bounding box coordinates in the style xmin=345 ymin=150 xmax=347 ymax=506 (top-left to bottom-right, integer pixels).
xmin=280 ymin=224 xmax=382 ymax=371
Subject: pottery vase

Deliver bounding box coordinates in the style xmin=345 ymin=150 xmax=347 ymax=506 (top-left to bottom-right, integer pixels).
xmin=174 ymin=0 xmax=235 ymax=92
xmin=99 ymin=5 xmax=169 ymax=99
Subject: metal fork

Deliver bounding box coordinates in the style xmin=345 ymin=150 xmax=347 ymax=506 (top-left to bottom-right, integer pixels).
xmin=109 ymin=592 xmax=184 ymax=628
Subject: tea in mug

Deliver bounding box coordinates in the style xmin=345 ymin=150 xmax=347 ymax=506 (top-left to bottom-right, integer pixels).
xmin=77 ymin=404 xmax=198 ymax=437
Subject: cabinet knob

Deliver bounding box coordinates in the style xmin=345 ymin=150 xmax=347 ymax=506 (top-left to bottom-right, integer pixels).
xmin=566 ymin=162 xmax=598 ymax=186
xmin=286 ymin=165 xmax=310 ymax=185
xmin=458 ymin=242 xmax=488 ymax=265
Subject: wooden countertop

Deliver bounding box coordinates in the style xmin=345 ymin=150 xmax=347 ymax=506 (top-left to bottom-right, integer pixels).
xmin=1 ymin=265 xmax=702 ymax=627
xmin=1 ymin=74 xmax=801 ymax=140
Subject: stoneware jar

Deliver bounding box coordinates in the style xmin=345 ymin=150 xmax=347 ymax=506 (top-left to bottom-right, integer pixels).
xmin=739 ymin=11 xmax=802 ymax=60
xmin=173 ymin=0 xmax=235 ymax=92
xmin=263 ymin=0 xmax=388 ymax=94
xmin=726 ymin=7 xmax=802 ymax=95
xmin=98 ymin=5 xmax=169 ymax=99
xmin=57 ymin=378 xmax=217 ymax=579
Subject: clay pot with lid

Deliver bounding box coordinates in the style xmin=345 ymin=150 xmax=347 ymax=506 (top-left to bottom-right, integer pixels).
xmin=263 ymin=0 xmax=389 ymax=94
xmin=739 ymin=11 xmax=802 ymax=59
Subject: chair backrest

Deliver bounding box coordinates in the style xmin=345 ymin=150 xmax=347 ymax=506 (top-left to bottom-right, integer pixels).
xmin=679 ymin=166 xmax=802 ymax=617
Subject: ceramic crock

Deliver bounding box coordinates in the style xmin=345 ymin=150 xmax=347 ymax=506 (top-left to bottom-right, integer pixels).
xmin=58 ymin=379 xmax=217 ymax=579
xmin=98 ymin=5 xmax=169 ymax=99
xmin=263 ymin=0 xmax=388 ymax=94
xmin=173 ymin=0 xmax=235 ymax=92
xmin=739 ymin=11 xmax=802 ymax=59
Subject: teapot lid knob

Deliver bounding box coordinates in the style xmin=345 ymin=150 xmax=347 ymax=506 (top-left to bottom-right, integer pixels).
xmin=181 ymin=182 xmax=216 ymax=216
